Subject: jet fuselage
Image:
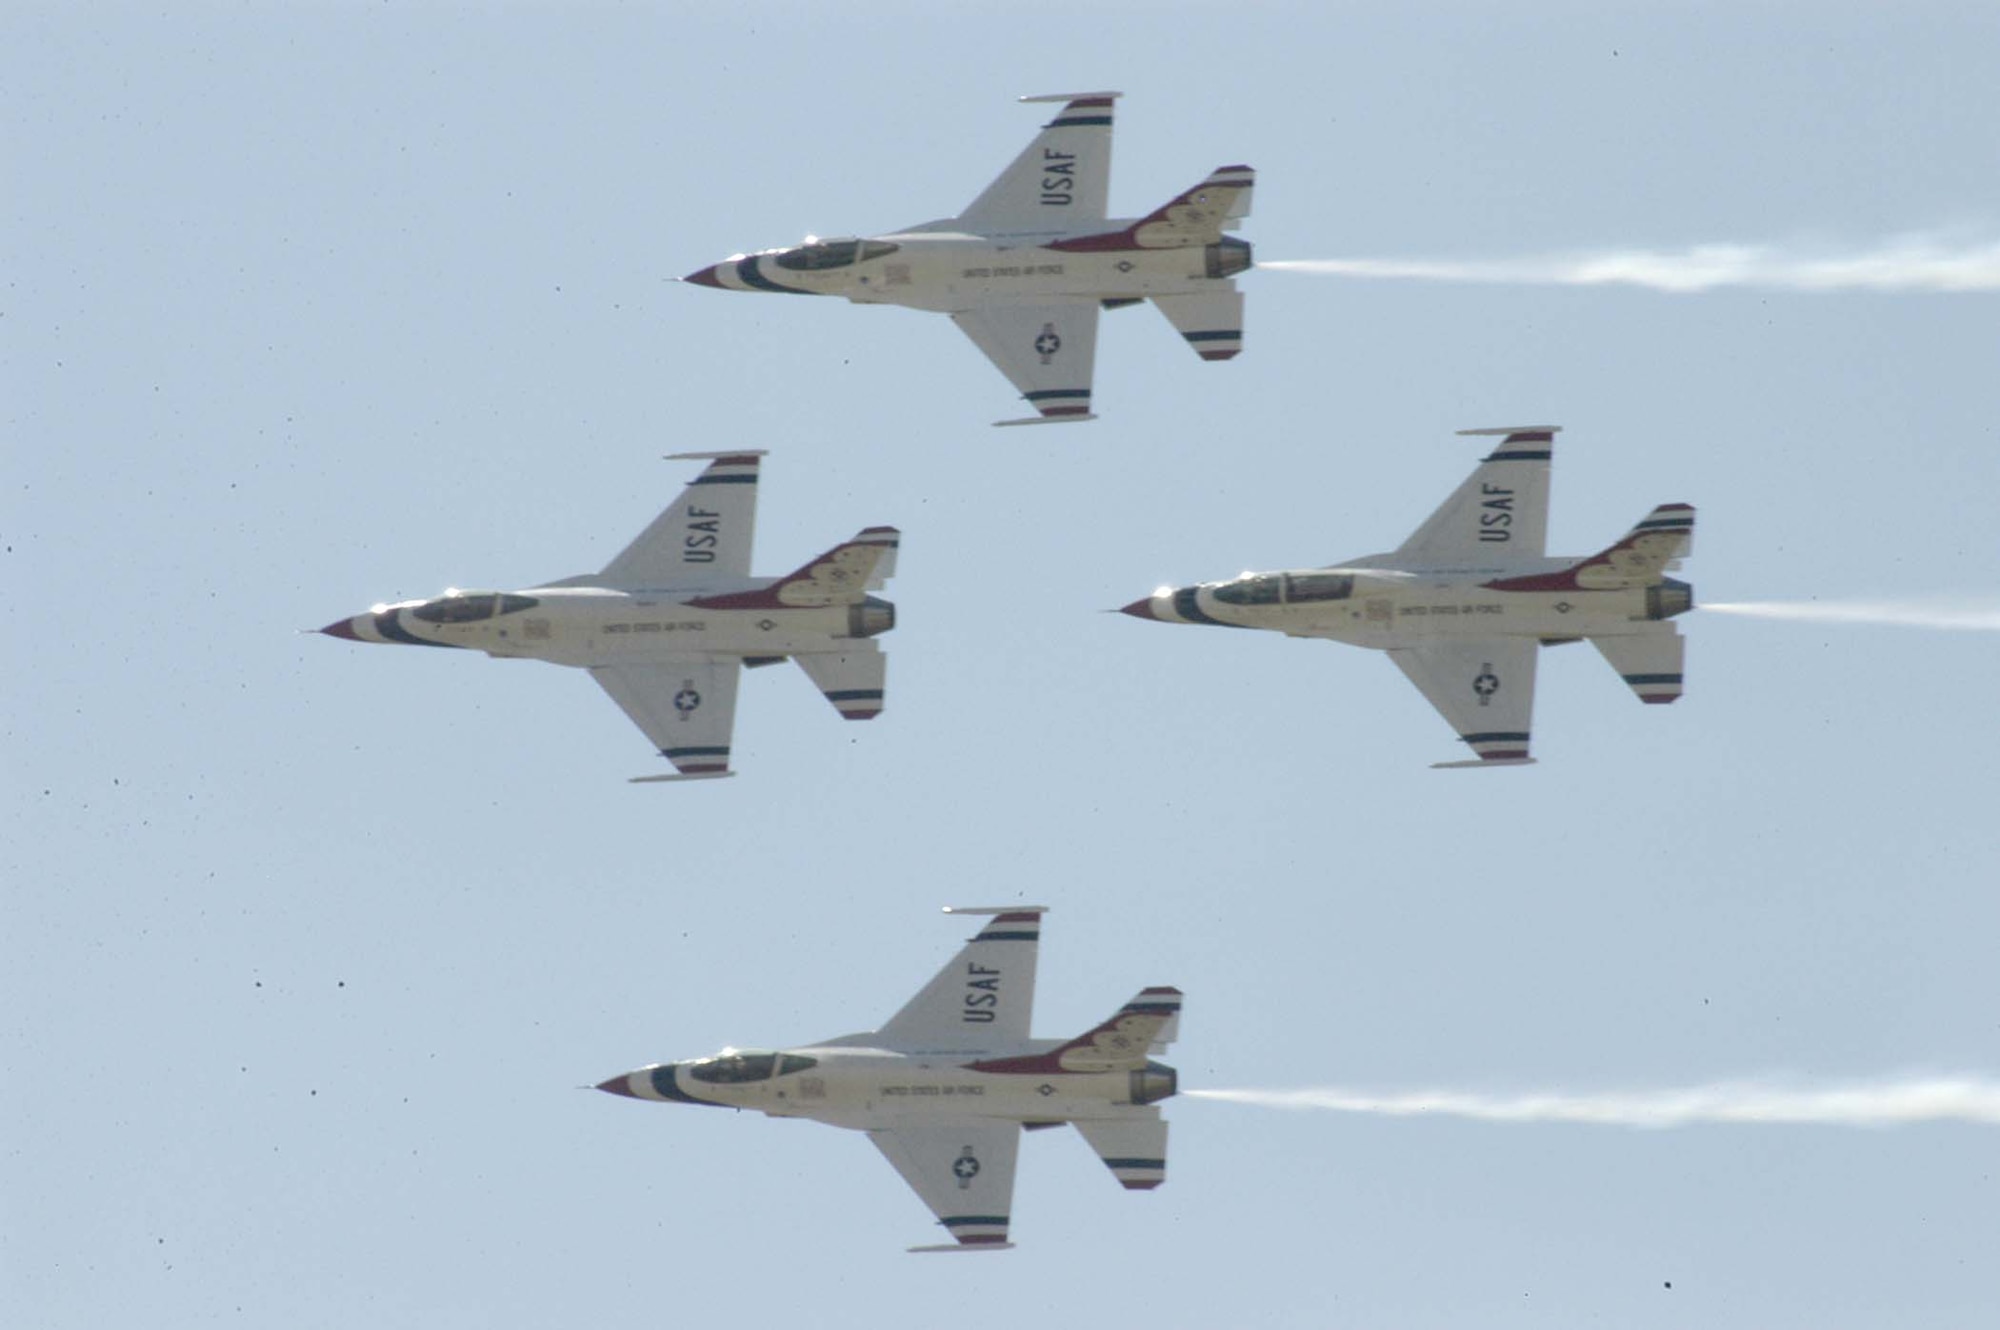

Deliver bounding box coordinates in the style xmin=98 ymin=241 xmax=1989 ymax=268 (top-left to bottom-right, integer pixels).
xmin=600 ymin=1040 xmax=1178 ymax=1131
xmin=687 ymin=227 xmax=1253 ymax=314
xmin=324 ymin=583 xmax=895 ymax=668
xmin=1128 ymin=558 xmax=1694 ymax=648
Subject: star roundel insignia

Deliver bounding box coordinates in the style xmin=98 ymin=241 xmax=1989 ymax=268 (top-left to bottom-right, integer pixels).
xmin=1115 ymin=259 xmax=1135 ymax=273
xmin=1034 ymin=329 xmax=1061 ymax=358
xmin=1473 ymin=668 xmax=1499 ymax=701
xmin=756 ymin=618 xmax=777 ymax=631
xmin=1553 ymin=601 xmax=1573 ymax=614
xmin=1036 ymin=1083 xmax=1056 ymax=1097
xmin=672 ymin=687 xmax=702 ymax=716
xmin=952 ymin=1150 xmax=981 ymax=1182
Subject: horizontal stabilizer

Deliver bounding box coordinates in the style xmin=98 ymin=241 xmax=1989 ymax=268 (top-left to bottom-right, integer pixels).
xmin=1074 ymin=1117 xmax=1169 ymax=1191
xmin=1432 ymin=757 xmax=1538 ymax=770
xmin=1590 ymin=630 xmax=1686 ymax=704
xmin=908 ymin=1243 xmax=1016 ymax=1254
xmin=1153 ymin=289 xmax=1244 ymax=361
xmin=795 ymin=648 xmax=887 ymax=720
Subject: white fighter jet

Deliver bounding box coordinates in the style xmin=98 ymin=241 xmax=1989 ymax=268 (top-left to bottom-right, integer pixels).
xmin=597 ymin=907 xmax=1181 ymax=1251
xmin=318 ymin=452 xmax=897 ymax=781
xmin=1120 ymin=427 xmax=1695 ymax=767
xmin=682 ymin=92 xmax=1253 ymax=426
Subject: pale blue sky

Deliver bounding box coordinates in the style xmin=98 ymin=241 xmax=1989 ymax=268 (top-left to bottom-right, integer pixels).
xmin=6 ymin=3 xmax=1997 ymax=1327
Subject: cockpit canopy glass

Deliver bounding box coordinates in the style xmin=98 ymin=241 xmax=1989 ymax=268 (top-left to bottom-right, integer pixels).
xmin=1284 ymin=572 xmax=1354 ymax=603
xmin=683 ymin=1050 xmax=819 ymax=1083
xmin=410 ymin=592 xmax=540 ymax=624
xmin=1210 ymin=572 xmax=1355 ymax=607
xmin=686 ymin=1050 xmax=779 ymax=1084
xmin=772 ymin=239 xmax=900 ymax=271
xmin=1212 ymin=574 xmax=1282 ymax=606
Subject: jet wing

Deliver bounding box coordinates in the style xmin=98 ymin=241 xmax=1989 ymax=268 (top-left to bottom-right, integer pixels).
xmin=950 ymin=302 xmax=1099 ymax=426
xmin=957 ymin=92 xmax=1118 ymax=234
xmin=599 ymin=452 xmax=763 ymax=588
xmin=589 ymin=657 xmax=741 ymax=780
xmin=869 ymin=1120 xmax=1020 ymax=1251
xmin=1393 ymin=428 xmax=1556 ymax=564
xmin=876 ymin=908 xmax=1044 ymax=1050
xmin=1386 ymin=638 xmax=1539 ymax=767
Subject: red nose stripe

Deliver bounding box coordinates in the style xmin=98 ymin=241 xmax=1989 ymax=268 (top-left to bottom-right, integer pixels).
xmin=319 ymin=618 xmax=360 ymax=640
xmin=682 ymin=265 xmax=724 ymax=288
xmin=595 ymin=1075 xmax=638 ymax=1098
xmin=1118 ymin=598 xmax=1159 ymax=621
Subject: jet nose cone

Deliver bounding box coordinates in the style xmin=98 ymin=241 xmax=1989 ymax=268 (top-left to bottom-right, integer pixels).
xmin=595 ymin=1074 xmax=639 ymax=1098
xmin=681 ymin=264 xmax=724 ymax=288
xmin=319 ymin=617 xmax=361 ymax=640
xmin=1118 ymin=597 xmax=1161 ymax=621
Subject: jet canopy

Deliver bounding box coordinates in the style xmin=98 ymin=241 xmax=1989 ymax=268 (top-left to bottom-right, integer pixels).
xmin=772 ymin=238 xmax=902 ymax=271
xmin=684 ymin=1049 xmax=820 ymax=1084
xmin=410 ymin=591 xmax=541 ymax=625
xmin=1210 ymin=571 xmax=1355 ymax=607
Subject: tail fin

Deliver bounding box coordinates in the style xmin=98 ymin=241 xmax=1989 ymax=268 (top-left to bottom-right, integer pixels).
xmin=1130 ymin=166 xmax=1254 ymax=248
xmin=1492 ymin=504 xmax=1694 ymax=594
xmin=1049 ymin=987 xmax=1182 ymax=1073
xmin=691 ymin=526 xmax=899 ymax=610
xmin=1569 ymin=504 xmax=1694 ymax=590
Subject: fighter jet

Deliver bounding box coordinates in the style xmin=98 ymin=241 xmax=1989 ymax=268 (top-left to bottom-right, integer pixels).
xmin=597 ymin=907 xmax=1181 ymax=1251
xmin=318 ymin=452 xmax=897 ymax=781
xmin=682 ymin=92 xmax=1253 ymax=426
xmin=1120 ymin=427 xmax=1695 ymax=767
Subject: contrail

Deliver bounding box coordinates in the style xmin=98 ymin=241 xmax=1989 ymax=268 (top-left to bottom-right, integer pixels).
xmin=1260 ymin=233 xmax=2000 ymax=294
xmin=1701 ymin=596 xmax=2000 ymax=632
xmin=1187 ymin=1077 xmax=2000 ymax=1128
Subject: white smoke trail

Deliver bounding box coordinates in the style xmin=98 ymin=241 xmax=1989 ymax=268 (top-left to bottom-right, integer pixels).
xmin=1186 ymin=1077 xmax=2000 ymax=1128
xmin=1700 ymin=597 xmax=2000 ymax=632
xmin=1260 ymin=233 xmax=2000 ymax=294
